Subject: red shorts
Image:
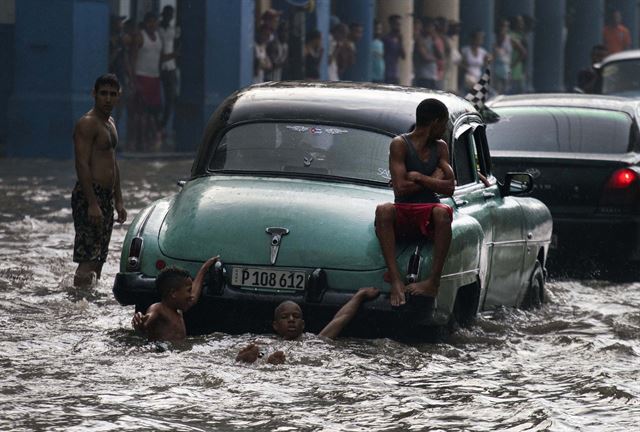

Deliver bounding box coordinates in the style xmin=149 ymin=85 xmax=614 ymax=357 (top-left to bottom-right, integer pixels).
xmin=394 ymin=203 xmax=453 ymax=239
xmin=135 ymin=75 xmax=162 ymax=109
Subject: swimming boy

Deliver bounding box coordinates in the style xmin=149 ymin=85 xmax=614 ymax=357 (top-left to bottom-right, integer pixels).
xmin=236 ymin=287 xmax=380 ymax=364
xmin=131 ymin=256 xmax=219 ymax=343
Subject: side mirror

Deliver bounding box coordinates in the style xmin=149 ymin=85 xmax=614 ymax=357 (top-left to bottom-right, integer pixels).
xmin=177 ymin=179 xmax=186 ymax=188
xmin=501 ymin=172 xmax=533 ymax=196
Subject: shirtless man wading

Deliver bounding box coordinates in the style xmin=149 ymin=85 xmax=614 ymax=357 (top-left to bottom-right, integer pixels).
xmin=72 ymin=74 xmax=127 ymax=287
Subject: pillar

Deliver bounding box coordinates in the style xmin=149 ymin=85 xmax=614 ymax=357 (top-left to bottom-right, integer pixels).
xmin=376 ymin=0 xmax=413 ymax=86
xmin=533 ymin=0 xmax=565 ymax=92
xmin=565 ymin=0 xmax=604 ymax=91
xmin=0 ymin=0 xmax=15 ymax=156
xmin=460 ymin=0 xmax=494 ymax=52
xmin=175 ymin=0 xmax=253 ymax=153
xmin=335 ymin=0 xmax=375 ymax=82
xmin=315 ymin=0 xmax=330 ymax=80
xmin=608 ymin=0 xmax=638 ymax=48
xmin=421 ymin=0 xmax=460 ymax=92
xmin=7 ymin=0 xmax=109 ymax=159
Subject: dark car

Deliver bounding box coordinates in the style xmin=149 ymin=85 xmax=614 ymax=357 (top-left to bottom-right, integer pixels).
xmin=113 ymin=82 xmax=552 ymax=337
xmin=486 ymin=94 xmax=640 ymax=273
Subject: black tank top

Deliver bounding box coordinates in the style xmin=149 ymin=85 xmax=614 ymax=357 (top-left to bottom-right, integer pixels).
xmin=395 ymin=133 xmax=440 ymax=204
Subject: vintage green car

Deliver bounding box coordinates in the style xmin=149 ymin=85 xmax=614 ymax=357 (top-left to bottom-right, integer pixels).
xmin=113 ymin=82 xmax=552 ymax=337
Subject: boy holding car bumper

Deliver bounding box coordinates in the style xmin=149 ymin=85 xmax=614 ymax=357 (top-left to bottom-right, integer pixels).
xmin=236 ymin=287 xmax=380 ymax=364
xmin=131 ymin=257 xmax=219 ymax=343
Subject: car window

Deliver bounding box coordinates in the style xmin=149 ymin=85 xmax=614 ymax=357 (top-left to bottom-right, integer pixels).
xmin=208 ymin=123 xmax=392 ymax=184
xmin=486 ymin=107 xmax=633 ymax=154
xmin=472 ymin=125 xmax=491 ymax=177
xmin=602 ymin=60 xmax=640 ymax=95
xmin=453 ymin=131 xmax=475 ymax=186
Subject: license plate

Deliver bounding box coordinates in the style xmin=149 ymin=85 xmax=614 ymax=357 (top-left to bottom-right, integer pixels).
xmin=231 ymin=267 xmax=307 ymax=291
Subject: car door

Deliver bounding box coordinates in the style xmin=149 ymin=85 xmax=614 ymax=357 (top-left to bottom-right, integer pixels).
xmin=450 ymin=120 xmax=494 ymax=302
xmin=472 ymin=125 xmax=527 ymax=308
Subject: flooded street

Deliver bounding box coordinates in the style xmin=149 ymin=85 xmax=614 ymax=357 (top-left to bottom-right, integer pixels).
xmin=1 ymin=158 xmax=639 ymax=431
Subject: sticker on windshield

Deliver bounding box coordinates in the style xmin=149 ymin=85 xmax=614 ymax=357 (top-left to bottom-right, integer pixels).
xmin=377 ymin=168 xmax=391 ymax=180
xmin=325 ymin=128 xmax=348 ymax=135
xmin=286 ymin=125 xmax=309 ymax=132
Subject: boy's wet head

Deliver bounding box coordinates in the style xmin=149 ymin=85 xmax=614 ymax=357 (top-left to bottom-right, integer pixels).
xmin=273 ymin=301 xmax=305 ymax=340
xmin=156 ymin=267 xmax=192 ymax=302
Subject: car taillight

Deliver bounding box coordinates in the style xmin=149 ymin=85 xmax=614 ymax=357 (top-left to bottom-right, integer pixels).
xmin=155 ymin=260 xmax=166 ymax=270
xmin=599 ymin=168 xmax=640 ymax=210
xmin=606 ymin=168 xmax=638 ymax=189
xmin=126 ymin=237 xmax=143 ymax=271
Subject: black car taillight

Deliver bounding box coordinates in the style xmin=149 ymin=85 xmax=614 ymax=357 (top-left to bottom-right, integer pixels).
xmin=126 ymin=237 xmax=143 ymax=271
xmin=599 ymin=168 xmax=640 ymax=212
xmin=305 ymin=268 xmax=327 ymax=303
xmin=205 ymin=260 xmax=226 ymax=296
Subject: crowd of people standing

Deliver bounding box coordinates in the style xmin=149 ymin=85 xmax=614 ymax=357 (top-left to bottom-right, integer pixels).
xmin=108 ymin=6 xmax=179 ymax=152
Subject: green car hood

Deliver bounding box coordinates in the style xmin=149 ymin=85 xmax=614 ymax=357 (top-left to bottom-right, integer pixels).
xmin=158 ymin=176 xmax=394 ymax=270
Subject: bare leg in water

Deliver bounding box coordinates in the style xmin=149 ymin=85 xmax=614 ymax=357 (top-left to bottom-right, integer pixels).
xmin=406 ymin=206 xmax=452 ymax=297
xmin=375 ymin=203 xmax=406 ymax=306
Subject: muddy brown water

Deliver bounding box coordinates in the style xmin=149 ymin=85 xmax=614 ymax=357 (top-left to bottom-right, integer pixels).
xmin=0 ymin=158 xmax=639 ymax=431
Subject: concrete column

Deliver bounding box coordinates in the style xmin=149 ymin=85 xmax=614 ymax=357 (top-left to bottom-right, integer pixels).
xmin=7 ymin=0 xmax=109 ymax=159
xmin=608 ymin=0 xmax=639 ymax=48
xmin=533 ymin=0 xmax=565 ymax=92
xmin=565 ymin=0 xmax=604 ymax=91
xmin=421 ymin=0 xmax=460 ymax=93
xmin=335 ymin=0 xmax=375 ymax=82
xmin=460 ymin=0 xmax=494 ymax=52
xmin=0 ymin=0 xmax=15 ymax=156
xmin=175 ymin=0 xmax=253 ymax=153
xmin=315 ymin=0 xmax=330 ymax=80
xmin=376 ymin=0 xmax=413 ymax=86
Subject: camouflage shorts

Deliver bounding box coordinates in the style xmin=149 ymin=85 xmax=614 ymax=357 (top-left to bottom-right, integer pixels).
xmin=71 ymin=182 xmax=114 ymax=263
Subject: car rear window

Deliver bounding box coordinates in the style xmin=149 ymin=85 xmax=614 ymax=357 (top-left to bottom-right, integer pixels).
xmin=486 ymin=107 xmax=633 ymax=154
xmin=602 ymin=60 xmax=640 ymax=95
xmin=208 ymin=123 xmax=392 ymax=184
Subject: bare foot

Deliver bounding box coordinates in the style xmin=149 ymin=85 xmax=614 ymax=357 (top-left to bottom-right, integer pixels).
xmin=357 ymin=287 xmax=381 ymax=300
xmin=405 ymin=278 xmax=439 ymax=297
xmin=390 ymin=280 xmax=406 ymax=306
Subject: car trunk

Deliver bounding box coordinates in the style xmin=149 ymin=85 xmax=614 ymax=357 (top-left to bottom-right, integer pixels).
xmin=491 ymin=150 xmax=640 ymax=215
xmin=157 ymin=175 xmax=396 ymax=270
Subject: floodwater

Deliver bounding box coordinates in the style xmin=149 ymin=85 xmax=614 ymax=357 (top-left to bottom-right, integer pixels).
xmin=0 ymin=158 xmax=639 ymax=431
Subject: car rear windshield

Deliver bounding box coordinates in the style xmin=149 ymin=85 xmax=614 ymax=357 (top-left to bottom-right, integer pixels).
xmin=208 ymin=123 xmax=392 ymax=184
xmin=486 ymin=107 xmax=633 ymax=154
xmin=602 ymin=60 xmax=640 ymax=95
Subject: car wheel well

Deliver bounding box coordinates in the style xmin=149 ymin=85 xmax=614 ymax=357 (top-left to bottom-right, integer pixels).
xmin=521 ymin=260 xmax=545 ymax=310
xmin=450 ymin=279 xmax=480 ymax=330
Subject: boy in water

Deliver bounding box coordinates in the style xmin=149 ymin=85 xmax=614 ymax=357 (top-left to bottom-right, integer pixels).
xmin=132 ymin=256 xmax=219 ymax=343
xmin=236 ymin=287 xmax=380 ymax=364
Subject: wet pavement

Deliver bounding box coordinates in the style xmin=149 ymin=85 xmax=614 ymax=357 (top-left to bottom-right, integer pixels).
xmin=0 ymin=158 xmax=639 ymax=431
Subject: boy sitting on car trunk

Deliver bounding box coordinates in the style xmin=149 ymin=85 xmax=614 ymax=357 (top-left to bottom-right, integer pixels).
xmin=375 ymin=98 xmax=455 ymax=307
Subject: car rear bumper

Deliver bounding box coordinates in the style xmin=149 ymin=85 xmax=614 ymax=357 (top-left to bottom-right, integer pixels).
xmin=113 ymin=272 xmax=438 ymax=337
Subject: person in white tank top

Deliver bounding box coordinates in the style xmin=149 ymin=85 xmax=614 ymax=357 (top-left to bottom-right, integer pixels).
xmin=132 ymin=12 xmax=164 ymax=152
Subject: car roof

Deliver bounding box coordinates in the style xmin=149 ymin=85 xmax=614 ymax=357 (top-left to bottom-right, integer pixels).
xmin=487 ymin=93 xmax=640 ymax=117
xmin=218 ymin=81 xmax=477 ymax=135
xmin=601 ymin=49 xmax=640 ymax=66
